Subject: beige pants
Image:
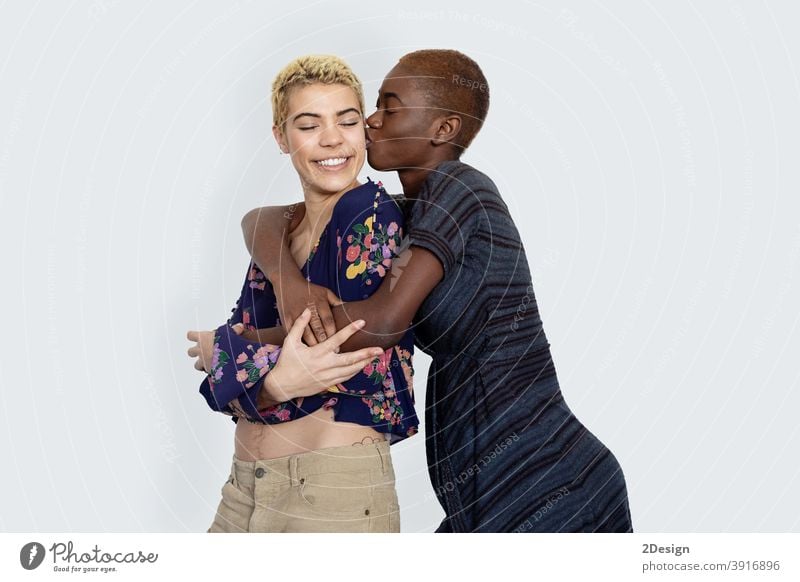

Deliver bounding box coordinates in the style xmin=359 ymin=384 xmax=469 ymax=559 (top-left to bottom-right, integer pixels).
xmin=207 ymin=440 xmax=400 ymax=533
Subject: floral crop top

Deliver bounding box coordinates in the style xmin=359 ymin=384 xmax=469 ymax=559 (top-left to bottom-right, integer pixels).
xmin=198 ymin=179 xmax=418 ymax=442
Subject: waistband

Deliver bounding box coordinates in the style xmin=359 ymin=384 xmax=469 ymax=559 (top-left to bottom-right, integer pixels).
xmin=231 ymin=440 xmax=392 ymax=485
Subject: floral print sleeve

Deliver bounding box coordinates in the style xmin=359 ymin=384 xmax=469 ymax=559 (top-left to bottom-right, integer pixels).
xmin=198 ymin=261 xmax=283 ymax=419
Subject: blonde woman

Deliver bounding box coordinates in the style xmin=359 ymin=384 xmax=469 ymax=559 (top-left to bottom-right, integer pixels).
xmin=187 ymin=55 xmax=417 ymax=533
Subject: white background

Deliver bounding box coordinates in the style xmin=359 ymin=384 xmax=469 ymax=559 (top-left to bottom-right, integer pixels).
xmin=1 ymin=0 xmax=798 ymax=532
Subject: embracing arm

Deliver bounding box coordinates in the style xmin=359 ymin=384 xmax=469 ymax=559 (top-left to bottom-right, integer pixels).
xmin=234 ymin=326 xmax=286 ymax=409
xmin=242 ymin=203 xmax=444 ymax=352
xmin=242 ymin=203 xmax=347 ymax=345
xmin=330 ymin=244 xmax=443 ymax=351
xmin=231 ymin=326 xmax=284 ymax=409
xmin=241 ymin=204 xmax=312 ymax=328
xmin=238 ymin=326 xmax=286 ymax=345
xmin=198 ymin=312 xmax=382 ymax=416
xmin=241 ymin=203 xmax=306 ymax=280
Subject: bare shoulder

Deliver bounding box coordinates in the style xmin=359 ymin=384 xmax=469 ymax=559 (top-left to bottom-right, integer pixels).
xmin=241 ymin=202 xmax=306 ymax=233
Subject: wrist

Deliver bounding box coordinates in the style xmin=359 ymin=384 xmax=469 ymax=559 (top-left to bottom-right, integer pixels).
xmin=256 ymin=377 xmax=275 ymax=409
xmin=268 ymin=263 xmax=304 ymax=288
xmin=262 ymin=367 xmax=294 ymax=402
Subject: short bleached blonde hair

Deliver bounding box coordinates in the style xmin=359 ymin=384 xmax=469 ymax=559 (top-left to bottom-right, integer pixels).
xmin=271 ymin=55 xmax=365 ymax=128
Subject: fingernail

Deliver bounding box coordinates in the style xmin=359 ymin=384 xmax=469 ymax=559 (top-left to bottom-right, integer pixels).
xmin=355 ymin=320 xmax=365 ymax=328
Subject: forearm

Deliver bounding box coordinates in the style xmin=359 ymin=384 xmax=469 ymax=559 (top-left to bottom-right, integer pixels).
xmin=233 ymin=326 xmax=288 ymax=409
xmin=326 ymin=246 xmax=445 ymax=352
xmin=329 ymin=301 xmax=408 ymax=351
xmin=200 ymin=322 xmax=284 ymax=414
xmin=239 ymin=326 xmax=287 ymax=345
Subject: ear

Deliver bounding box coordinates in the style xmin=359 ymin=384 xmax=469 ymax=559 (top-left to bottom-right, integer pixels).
xmin=272 ymin=124 xmax=289 ymax=154
xmin=430 ymin=113 xmax=463 ymax=147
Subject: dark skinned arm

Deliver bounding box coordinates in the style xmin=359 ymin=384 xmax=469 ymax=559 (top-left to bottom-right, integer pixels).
xmin=237 ymin=203 xmax=389 ymax=411
xmin=242 ymin=204 xmax=445 ymax=352
xmin=241 ymin=203 xmax=337 ymax=344
xmin=238 ymin=326 xmax=286 ymax=345
xmin=326 ymin=245 xmax=443 ymax=350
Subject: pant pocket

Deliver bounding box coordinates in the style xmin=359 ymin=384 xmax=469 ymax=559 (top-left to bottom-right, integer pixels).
xmin=207 ymin=477 xmax=254 ymax=533
xmin=297 ymin=470 xmax=374 ymax=519
xmin=283 ymin=470 xmax=375 ymax=533
xmin=367 ymin=483 xmax=401 ymax=533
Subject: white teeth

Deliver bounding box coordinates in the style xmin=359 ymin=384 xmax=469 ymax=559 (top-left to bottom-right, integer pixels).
xmin=317 ymin=157 xmax=348 ymax=167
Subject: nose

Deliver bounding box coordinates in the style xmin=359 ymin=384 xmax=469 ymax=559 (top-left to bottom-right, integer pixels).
xmin=318 ymin=121 xmax=344 ymax=147
xmin=366 ymin=110 xmax=382 ymax=129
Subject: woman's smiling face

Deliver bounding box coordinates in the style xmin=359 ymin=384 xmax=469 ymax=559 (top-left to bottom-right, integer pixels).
xmin=275 ymin=82 xmax=366 ymax=197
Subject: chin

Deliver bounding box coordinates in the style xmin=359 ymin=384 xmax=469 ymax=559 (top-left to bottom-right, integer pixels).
xmin=313 ymin=173 xmax=358 ymax=194
xmin=366 ymin=148 xmax=392 ymax=171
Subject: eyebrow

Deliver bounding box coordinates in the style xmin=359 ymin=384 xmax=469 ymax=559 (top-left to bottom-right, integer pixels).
xmin=291 ymin=107 xmax=361 ymax=122
xmin=377 ymin=92 xmax=403 ymax=104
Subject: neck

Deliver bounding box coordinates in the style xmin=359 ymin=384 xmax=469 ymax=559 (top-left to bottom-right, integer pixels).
xmin=397 ymin=155 xmax=459 ymax=198
xmin=301 ymin=179 xmax=359 ymax=233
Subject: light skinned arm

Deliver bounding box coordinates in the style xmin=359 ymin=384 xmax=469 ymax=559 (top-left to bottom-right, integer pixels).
xmin=189 ymin=311 xmax=384 ymax=411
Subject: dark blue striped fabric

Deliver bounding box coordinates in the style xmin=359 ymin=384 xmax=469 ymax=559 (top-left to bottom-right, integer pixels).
xmin=402 ymin=160 xmax=633 ymax=532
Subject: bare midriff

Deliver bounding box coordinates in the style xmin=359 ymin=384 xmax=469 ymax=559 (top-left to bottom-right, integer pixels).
xmin=233 ymin=406 xmax=388 ymax=461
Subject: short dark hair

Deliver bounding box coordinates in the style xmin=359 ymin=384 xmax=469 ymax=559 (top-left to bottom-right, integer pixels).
xmin=397 ymin=49 xmax=490 ymax=154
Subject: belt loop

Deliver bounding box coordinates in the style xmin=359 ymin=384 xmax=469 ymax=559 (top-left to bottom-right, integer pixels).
xmin=376 ymin=440 xmax=388 ymax=475
xmin=289 ymin=455 xmax=299 ymax=486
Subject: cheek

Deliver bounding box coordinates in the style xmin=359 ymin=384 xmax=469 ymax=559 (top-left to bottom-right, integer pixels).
xmin=346 ymin=127 xmax=366 ymax=149
xmin=345 ymin=130 xmax=366 ymax=158
xmin=353 ymin=147 xmax=366 ymax=167
xmin=383 ymin=117 xmax=414 ymax=145
xmin=286 ymin=131 xmax=314 ymax=156
xmin=381 ymin=121 xmax=410 ymax=151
